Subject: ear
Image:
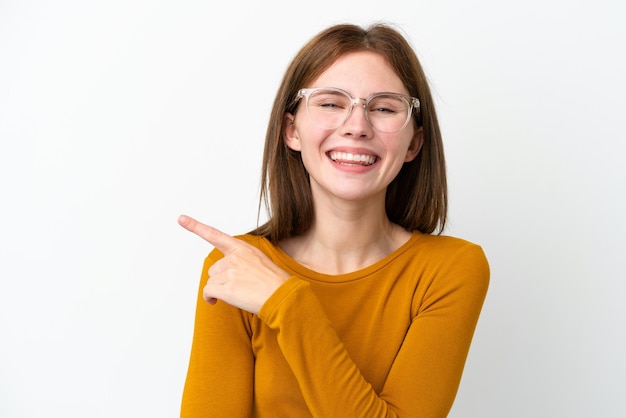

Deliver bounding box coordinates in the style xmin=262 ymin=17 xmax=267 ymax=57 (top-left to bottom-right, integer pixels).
xmin=283 ymin=113 xmax=301 ymax=151
xmin=404 ymin=127 xmax=424 ymax=162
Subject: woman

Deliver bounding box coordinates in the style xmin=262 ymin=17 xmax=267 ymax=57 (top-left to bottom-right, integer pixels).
xmin=178 ymin=22 xmax=489 ymax=417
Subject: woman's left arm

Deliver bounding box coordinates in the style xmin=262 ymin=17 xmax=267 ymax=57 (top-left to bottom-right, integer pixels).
xmin=379 ymin=243 xmax=490 ymax=416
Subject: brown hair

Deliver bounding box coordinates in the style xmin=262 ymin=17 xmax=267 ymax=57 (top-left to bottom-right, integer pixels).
xmin=251 ymin=22 xmax=447 ymax=243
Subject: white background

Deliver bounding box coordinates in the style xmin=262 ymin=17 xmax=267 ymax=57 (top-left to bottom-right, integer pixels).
xmin=1 ymin=1 xmax=624 ymax=417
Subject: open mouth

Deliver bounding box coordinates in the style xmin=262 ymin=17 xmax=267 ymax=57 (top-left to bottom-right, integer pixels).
xmin=327 ymin=151 xmax=378 ymax=166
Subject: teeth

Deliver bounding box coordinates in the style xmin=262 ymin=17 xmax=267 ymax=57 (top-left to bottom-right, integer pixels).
xmin=329 ymin=151 xmax=376 ymax=166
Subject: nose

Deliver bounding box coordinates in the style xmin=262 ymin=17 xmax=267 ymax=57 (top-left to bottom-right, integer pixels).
xmin=340 ymin=99 xmax=372 ymax=138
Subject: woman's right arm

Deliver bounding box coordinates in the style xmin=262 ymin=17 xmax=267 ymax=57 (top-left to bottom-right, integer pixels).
xmin=180 ymin=250 xmax=254 ymax=418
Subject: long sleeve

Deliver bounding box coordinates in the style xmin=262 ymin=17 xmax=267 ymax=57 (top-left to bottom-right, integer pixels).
xmin=180 ymin=233 xmax=489 ymax=418
xmin=258 ymin=277 xmax=387 ymax=416
xmin=180 ymin=250 xmax=255 ymax=418
xmin=381 ymin=243 xmax=490 ymax=416
xmin=257 ymin=240 xmax=489 ymax=417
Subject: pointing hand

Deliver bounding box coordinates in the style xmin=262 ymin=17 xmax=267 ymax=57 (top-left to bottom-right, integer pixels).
xmin=178 ymin=215 xmax=291 ymax=314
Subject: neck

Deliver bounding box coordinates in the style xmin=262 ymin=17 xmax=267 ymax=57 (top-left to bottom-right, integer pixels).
xmin=279 ymin=196 xmax=411 ymax=275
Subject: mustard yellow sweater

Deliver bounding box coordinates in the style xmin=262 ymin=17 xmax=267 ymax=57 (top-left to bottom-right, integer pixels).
xmin=181 ymin=232 xmax=489 ymax=417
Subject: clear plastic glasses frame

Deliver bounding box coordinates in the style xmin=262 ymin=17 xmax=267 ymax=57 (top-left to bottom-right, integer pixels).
xmin=296 ymin=87 xmax=420 ymax=133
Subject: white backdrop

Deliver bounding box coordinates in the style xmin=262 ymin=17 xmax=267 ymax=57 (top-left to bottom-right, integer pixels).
xmin=1 ymin=1 xmax=624 ymax=417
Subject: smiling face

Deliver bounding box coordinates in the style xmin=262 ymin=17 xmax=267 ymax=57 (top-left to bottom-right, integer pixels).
xmin=284 ymin=51 xmax=423 ymax=207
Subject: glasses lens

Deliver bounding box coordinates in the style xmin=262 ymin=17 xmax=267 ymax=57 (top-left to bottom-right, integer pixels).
xmin=367 ymin=94 xmax=411 ymax=133
xmin=304 ymin=89 xmax=414 ymax=133
xmin=306 ymin=89 xmax=352 ymax=130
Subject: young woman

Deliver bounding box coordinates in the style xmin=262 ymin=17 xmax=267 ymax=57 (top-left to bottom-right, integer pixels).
xmin=178 ymin=22 xmax=489 ymax=417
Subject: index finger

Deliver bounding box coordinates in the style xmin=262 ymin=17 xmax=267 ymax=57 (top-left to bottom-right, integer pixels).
xmin=178 ymin=214 xmax=241 ymax=254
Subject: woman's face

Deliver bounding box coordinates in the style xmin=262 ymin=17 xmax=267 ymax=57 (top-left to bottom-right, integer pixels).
xmin=284 ymin=51 xmax=422 ymax=207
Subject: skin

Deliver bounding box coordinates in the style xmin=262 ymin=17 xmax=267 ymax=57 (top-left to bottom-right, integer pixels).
xmin=179 ymin=51 xmax=424 ymax=313
xmin=178 ymin=214 xmax=290 ymax=315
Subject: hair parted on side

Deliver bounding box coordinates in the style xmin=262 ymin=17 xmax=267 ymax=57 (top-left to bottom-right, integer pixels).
xmin=250 ymin=22 xmax=447 ymax=244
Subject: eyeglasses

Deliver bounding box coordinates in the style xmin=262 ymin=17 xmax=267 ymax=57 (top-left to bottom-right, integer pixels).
xmin=295 ymin=87 xmax=420 ymax=133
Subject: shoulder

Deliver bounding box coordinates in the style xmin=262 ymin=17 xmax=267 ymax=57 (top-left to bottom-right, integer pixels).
xmin=406 ymin=232 xmax=486 ymax=259
xmin=404 ymin=233 xmax=490 ymax=287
